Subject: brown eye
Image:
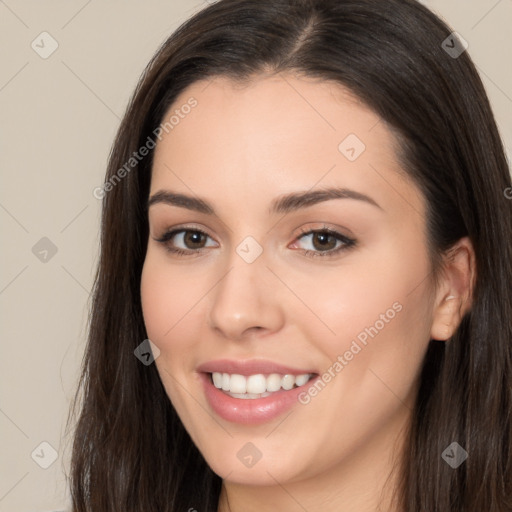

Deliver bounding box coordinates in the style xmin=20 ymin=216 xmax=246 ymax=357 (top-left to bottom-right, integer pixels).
xmin=183 ymin=231 xmax=208 ymax=249
xmin=155 ymin=228 xmax=218 ymax=255
xmin=293 ymin=228 xmax=356 ymax=258
xmin=311 ymin=232 xmax=338 ymax=251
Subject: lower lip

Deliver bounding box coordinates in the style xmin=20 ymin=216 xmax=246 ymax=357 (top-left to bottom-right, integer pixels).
xmin=200 ymin=372 xmax=318 ymax=425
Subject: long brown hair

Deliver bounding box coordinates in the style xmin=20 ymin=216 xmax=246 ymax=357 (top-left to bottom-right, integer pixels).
xmin=66 ymin=0 xmax=512 ymax=510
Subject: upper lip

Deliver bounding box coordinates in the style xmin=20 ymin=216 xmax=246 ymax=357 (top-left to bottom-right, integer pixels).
xmin=197 ymin=358 xmax=317 ymax=376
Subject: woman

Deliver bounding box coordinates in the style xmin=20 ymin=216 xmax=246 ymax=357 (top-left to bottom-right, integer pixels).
xmin=67 ymin=0 xmax=512 ymax=510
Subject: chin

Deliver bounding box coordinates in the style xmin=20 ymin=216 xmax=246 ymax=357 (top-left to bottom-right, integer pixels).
xmin=195 ymin=435 xmax=315 ymax=486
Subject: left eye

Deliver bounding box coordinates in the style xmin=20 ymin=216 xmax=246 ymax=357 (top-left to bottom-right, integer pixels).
xmin=291 ymin=229 xmax=356 ymax=256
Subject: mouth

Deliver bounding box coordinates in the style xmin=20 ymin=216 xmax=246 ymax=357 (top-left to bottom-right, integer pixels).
xmin=196 ymin=360 xmax=319 ymax=424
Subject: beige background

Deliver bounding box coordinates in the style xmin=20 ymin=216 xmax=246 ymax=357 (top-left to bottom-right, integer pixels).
xmin=0 ymin=1 xmax=511 ymax=511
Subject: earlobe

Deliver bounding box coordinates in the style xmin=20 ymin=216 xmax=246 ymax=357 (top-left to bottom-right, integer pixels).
xmin=430 ymin=295 xmax=462 ymax=341
xmin=429 ymin=237 xmax=476 ymax=341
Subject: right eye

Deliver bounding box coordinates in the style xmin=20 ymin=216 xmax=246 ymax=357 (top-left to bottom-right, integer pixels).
xmin=154 ymin=228 xmax=218 ymax=255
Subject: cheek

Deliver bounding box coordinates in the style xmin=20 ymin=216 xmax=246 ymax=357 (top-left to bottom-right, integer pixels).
xmin=140 ymin=260 xmax=172 ymax=341
xmin=140 ymin=254 xmax=213 ymax=390
xmin=140 ymin=253 xmax=202 ymax=340
xmin=281 ymin=257 xmax=433 ymax=469
xmin=140 ymin=257 xmax=204 ymax=412
xmin=291 ymin=258 xmax=429 ymax=341
xmin=287 ymin=235 xmax=434 ymax=387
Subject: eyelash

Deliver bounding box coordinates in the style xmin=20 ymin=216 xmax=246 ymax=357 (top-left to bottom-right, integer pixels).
xmin=154 ymin=225 xmax=357 ymax=259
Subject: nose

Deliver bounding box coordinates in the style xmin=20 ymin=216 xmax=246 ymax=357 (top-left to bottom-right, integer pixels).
xmin=207 ymin=253 xmax=286 ymax=341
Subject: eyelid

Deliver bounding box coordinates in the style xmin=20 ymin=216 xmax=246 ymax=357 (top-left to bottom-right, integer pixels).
xmin=153 ymin=223 xmax=216 ymax=242
xmin=296 ymin=224 xmax=351 ymax=237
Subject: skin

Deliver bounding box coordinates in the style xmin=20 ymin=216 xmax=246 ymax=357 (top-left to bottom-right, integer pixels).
xmin=140 ymin=73 xmax=475 ymax=512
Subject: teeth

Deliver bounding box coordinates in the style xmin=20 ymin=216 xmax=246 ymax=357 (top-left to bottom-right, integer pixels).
xmin=221 ymin=373 xmax=230 ymax=391
xmin=281 ymin=374 xmax=295 ymax=390
xmin=266 ymin=373 xmax=281 ymax=392
xmin=212 ymin=372 xmax=223 ymax=388
xmin=295 ymin=374 xmax=309 ymax=386
xmin=230 ymin=374 xmax=247 ymax=394
xmin=211 ymin=372 xmax=313 ymax=396
xmin=247 ymin=374 xmax=266 ymax=394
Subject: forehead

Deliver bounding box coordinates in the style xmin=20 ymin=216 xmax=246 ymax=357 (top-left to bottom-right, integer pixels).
xmin=150 ymin=73 xmax=423 ymax=222
xmin=158 ymin=73 xmax=386 ymax=153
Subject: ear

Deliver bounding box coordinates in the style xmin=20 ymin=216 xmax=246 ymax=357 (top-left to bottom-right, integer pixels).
xmin=430 ymin=236 xmax=476 ymax=341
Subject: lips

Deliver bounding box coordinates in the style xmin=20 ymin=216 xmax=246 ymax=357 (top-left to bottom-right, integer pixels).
xmin=197 ymin=359 xmax=319 ymax=424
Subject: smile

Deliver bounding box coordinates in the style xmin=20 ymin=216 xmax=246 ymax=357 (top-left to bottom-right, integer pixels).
xmin=196 ymin=359 xmax=319 ymax=424
xmin=210 ymin=372 xmax=314 ymax=398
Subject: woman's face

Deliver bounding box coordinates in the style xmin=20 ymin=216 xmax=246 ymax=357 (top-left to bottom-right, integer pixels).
xmin=141 ymin=73 xmax=437 ymax=488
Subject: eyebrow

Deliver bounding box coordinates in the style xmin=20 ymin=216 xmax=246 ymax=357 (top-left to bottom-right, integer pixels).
xmin=146 ymin=187 xmax=382 ymax=215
